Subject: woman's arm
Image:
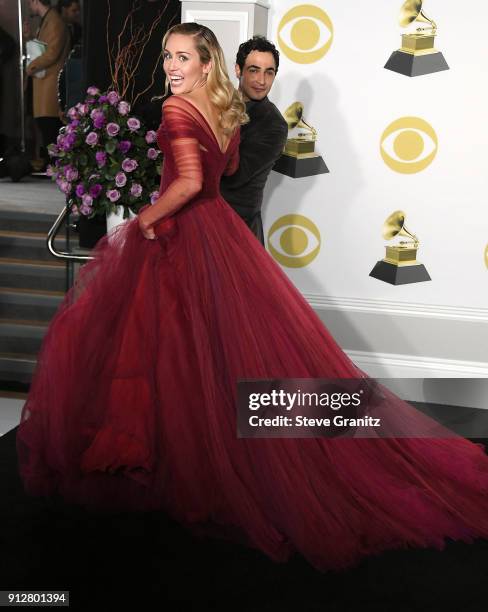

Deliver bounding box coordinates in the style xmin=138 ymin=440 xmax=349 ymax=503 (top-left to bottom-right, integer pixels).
xmin=138 ymin=99 xmax=203 ymax=240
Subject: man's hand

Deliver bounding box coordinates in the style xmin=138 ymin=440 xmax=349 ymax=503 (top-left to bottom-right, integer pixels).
xmin=26 ymin=61 xmax=39 ymax=77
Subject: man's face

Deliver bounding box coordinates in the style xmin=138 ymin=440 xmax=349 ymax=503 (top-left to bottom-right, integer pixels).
xmin=236 ymin=50 xmax=277 ymax=102
xmin=62 ymin=2 xmax=81 ymax=24
xmin=28 ymin=0 xmax=39 ymax=17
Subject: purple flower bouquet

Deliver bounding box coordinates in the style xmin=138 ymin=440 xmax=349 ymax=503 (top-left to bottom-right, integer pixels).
xmin=48 ymin=87 xmax=161 ymax=218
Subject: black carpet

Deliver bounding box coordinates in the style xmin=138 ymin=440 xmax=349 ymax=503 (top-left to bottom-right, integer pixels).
xmin=2 ymin=426 xmax=488 ymax=611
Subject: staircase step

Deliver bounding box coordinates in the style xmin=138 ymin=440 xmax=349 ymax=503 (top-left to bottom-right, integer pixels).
xmin=0 ymin=321 xmax=47 ymax=355
xmin=0 ymin=230 xmax=61 ymax=262
xmin=0 ymin=288 xmax=63 ymax=322
xmin=0 ymin=352 xmax=36 ymax=386
xmin=0 ymin=209 xmax=58 ymax=233
xmin=0 ymin=259 xmax=66 ymax=292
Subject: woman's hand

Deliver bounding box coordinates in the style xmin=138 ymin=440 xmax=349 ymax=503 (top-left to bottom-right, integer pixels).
xmin=138 ymin=207 xmax=156 ymax=240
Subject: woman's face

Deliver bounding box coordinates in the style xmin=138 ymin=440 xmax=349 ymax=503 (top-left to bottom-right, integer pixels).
xmin=163 ymin=33 xmax=211 ymax=95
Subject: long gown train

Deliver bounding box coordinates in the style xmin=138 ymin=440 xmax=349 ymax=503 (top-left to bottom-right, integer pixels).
xmin=17 ymin=97 xmax=488 ymax=571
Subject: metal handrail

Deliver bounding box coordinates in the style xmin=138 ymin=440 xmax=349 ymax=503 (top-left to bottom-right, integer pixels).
xmin=47 ymin=206 xmax=94 ymax=261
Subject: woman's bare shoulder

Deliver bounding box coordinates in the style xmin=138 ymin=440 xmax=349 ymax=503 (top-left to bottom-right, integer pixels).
xmin=163 ymin=95 xmax=194 ymax=109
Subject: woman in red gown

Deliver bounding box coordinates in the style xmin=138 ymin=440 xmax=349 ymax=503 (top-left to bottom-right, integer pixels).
xmin=17 ymin=23 xmax=488 ymax=571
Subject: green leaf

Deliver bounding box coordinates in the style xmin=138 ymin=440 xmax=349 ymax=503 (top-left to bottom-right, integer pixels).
xmin=105 ymin=140 xmax=117 ymax=154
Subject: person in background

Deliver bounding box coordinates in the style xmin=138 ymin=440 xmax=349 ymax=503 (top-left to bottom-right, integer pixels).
xmin=57 ymin=0 xmax=81 ymax=49
xmin=56 ymin=0 xmax=83 ymax=119
xmin=0 ymin=25 xmax=16 ymax=159
xmin=220 ymin=36 xmax=288 ymax=245
xmin=25 ymin=0 xmax=70 ymax=170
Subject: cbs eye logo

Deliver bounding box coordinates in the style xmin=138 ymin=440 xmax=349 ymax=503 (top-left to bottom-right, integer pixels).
xmin=267 ymin=214 xmax=321 ymax=268
xmin=277 ymin=4 xmax=334 ymax=64
xmin=380 ymin=117 xmax=438 ymax=174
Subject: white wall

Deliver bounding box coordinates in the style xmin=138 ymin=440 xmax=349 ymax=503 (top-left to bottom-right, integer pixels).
xmin=262 ymin=1 xmax=488 ymax=386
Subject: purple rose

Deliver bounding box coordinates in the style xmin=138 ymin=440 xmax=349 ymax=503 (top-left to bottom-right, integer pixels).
xmin=59 ymin=132 xmax=76 ymax=151
xmin=82 ymin=193 xmax=93 ymax=207
xmin=65 ymin=166 xmax=78 ymax=182
xmin=59 ymin=180 xmax=72 ymax=195
xmin=80 ymin=202 xmax=93 ymax=216
xmin=147 ymin=147 xmax=159 ymax=160
xmin=117 ymin=101 xmax=130 ymax=115
xmin=98 ymin=95 xmax=108 ymax=104
xmin=122 ymin=158 xmax=138 ymax=173
xmin=118 ymin=140 xmax=132 ymax=154
xmin=47 ymin=144 xmax=59 ymax=157
xmin=67 ymin=107 xmax=78 ymax=120
xmin=87 ymin=86 xmax=100 ymax=96
xmin=93 ymin=112 xmax=105 ymax=129
xmin=107 ymin=189 xmax=121 ymax=203
xmin=95 ymin=151 xmax=107 ymax=167
xmin=118 ymin=140 xmax=132 ymax=155
xmin=106 ymin=122 xmax=120 ymax=137
xmin=46 ymin=165 xmax=55 ymax=177
xmin=107 ymin=91 xmax=120 ymax=105
xmin=150 ymin=190 xmax=159 ymax=204
xmin=145 ymin=130 xmax=157 ymax=144
xmin=130 ymin=183 xmax=143 ymax=198
xmin=89 ymin=184 xmax=103 ymax=198
xmin=75 ymin=183 xmax=85 ymax=197
xmin=127 ymin=117 xmax=141 ymax=132
xmin=77 ymin=103 xmax=89 ymax=116
xmin=115 ymin=171 xmax=127 ymax=188
xmin=71 ymin=203 xmax=79 ymax=214
xmin=86 ymin=132 xmax=98 ymax=146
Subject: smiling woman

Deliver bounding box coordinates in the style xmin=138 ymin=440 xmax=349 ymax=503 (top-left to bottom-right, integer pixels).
xmin=160 ymin=22 xmax=247 ymax=137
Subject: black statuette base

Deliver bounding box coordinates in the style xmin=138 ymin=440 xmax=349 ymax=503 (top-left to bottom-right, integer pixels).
xmin=384 ymin=50 xmax=449 ymax=77
xmin=273 ymin=154 xmax=329 ymax=179
xmin=369 ymin=260 xmax=432 ymax=285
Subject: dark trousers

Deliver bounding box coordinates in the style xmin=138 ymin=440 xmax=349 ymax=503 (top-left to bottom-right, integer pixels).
xmin=35 ymin=117 xmax=61 ymax=162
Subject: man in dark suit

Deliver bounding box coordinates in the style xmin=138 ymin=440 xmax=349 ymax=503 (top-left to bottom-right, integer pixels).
xmin=221 ymin=36 xmax=288 ymax=245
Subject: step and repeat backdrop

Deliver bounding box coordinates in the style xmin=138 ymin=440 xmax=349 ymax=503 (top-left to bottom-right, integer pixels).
xmin=264 ymin=0 xmax=488 ymax=311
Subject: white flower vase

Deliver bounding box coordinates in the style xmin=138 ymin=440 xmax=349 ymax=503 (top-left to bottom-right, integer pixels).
xmin=106 ymin=205 xmax=136 ymax=235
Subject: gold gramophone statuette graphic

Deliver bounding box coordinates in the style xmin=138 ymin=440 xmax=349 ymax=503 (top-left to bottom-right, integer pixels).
xmin=384 ymin=0 xmax=449 ymax=77
xmin=273 ymin=102 xmax=329 ymax=179
xmin=369 ymin=211 xmax=431 ymax=285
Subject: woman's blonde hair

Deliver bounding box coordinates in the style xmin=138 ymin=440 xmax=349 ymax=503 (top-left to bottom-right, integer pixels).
xmin=162 ymin=23 xmax=248 ymax=134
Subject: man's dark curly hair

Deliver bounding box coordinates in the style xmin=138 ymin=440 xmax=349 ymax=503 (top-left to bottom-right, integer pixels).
xmin=235 ymin=36 xmax=280 ymax=73
xmin=57 ymin=0 xmax=79 ymax=9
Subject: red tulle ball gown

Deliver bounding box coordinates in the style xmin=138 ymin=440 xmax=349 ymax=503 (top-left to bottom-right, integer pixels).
xmin=17 ymin=97 xmax=488 ymax=571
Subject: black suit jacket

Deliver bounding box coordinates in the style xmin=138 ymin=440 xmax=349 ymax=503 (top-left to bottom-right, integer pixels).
xmin=220 ymin=97 xmax=288 ymax=245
